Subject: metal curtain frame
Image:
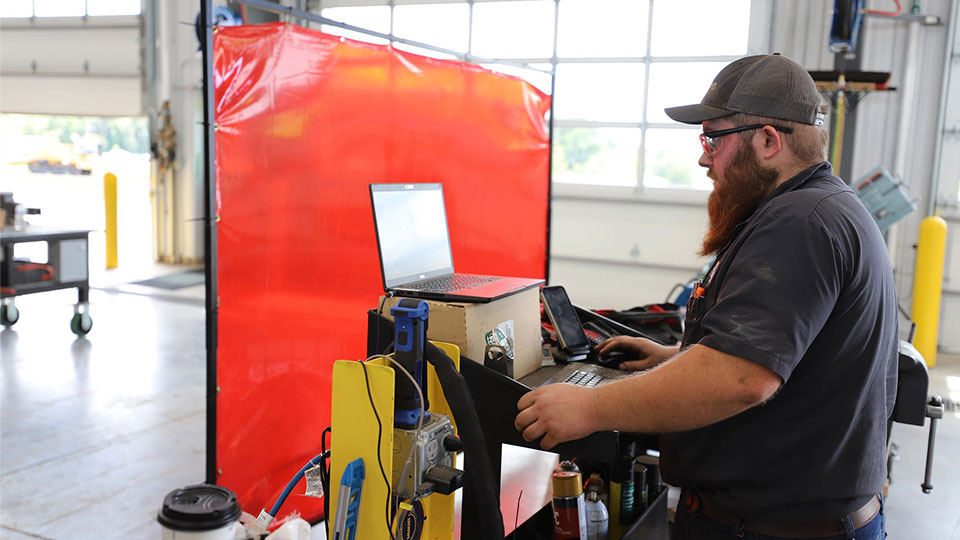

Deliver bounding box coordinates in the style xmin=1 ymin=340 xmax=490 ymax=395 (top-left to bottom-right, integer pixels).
xmin=199 ymin=0 xmax=557 ymax=484
xmin=233 ymin=0 xmax=554 ymax=75
xmin=200 ymin=0 xmax=218 ymax=485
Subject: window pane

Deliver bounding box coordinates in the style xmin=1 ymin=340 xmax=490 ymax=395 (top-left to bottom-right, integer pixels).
xmin=321 ymin=6 xmax=390 ymax=45
xmin=1 ymin=2 xmax=34 ymax=17
xmin=646 ymin=62 xmax=727 ymax=124
xmin=552 ymin=127 xmax=641 ymax=187
xmin=557 ymin=0 xmax=648 ymax=58
xmin=651 ymin=0 xmax=750 ymax=56
xmin=472 ymin=1 xmax=555 ymax=59
xmin=34 ymin=0 xmax=85 ymax=17
xmin=481 ymin=63 xmax=553 ymax=95
xmin=86 ymin=0 xmax=140 ymax=16
xmin=394 ymin=3 xmax=469 ymax=54
xmin=643 ymin=128 xmax=711 ymax=190
xmin=554 ymin=63 xmax=644 ymax=122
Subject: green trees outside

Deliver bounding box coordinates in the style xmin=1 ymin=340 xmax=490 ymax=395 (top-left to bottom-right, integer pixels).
xmin=4 ymin=114 xmax=148 ymax=154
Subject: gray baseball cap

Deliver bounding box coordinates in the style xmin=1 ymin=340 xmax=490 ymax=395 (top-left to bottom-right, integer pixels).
xmin=664 ymin=54 xmax=824 ymax=126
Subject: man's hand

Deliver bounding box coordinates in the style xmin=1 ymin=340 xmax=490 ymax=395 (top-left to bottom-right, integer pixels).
xmin=515 ymin=384 xmax=599 ymax=449
xmin=595 ymin=336 xmax=678 ymax=371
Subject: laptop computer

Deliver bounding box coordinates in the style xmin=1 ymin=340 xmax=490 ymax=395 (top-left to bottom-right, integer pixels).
xmin=369 ymin=183 xmax=544 ymax=303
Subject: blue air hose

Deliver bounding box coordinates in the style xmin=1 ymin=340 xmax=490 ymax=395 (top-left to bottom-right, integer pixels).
xmin=269 ymin=452 xmax=326 ymax=518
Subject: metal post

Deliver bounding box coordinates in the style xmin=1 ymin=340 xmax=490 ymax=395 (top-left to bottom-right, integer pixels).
xmin=835 ymin=24 xmax=865 ymax=183
xmin=636 ymin=0 xmax=656 ymax=194
xmin=928 ymin=0 xmax=959 ymax=216
xmin=200 ymin=0 xmax=219 ymax=486
xmin=887 ymin=17 xmax=922 ymax=272
xmin=545 ymin=0 xmax=558 ymax=284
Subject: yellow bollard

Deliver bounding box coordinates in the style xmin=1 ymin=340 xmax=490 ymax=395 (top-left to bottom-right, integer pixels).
xmin=830 ymin=77 xmax=846 ymax=172
xmin=912 ymin=215 xmax=948 ymax=367
xmin=104 ymin=172 xmax=118 ymax=269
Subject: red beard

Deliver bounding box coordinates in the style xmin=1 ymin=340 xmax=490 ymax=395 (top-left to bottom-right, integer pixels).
xmin=700 ymin=143 xmax=780 ymax=256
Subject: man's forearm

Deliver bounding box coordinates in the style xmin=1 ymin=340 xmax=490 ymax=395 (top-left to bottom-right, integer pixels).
xmin=588 ymin=344 xmax=782 ymax=433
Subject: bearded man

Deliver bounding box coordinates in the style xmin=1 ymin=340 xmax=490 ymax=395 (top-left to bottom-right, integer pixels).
xmin=515 ymin=54 xmax=898 ymax=539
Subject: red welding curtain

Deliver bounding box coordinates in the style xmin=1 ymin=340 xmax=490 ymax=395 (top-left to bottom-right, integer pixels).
xmin=214 ymin=23 xmax=550 ymax=523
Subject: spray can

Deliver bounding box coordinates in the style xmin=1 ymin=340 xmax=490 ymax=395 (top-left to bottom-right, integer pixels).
xmin=633 ymin=464 xmax=648 ymax=514
xmin=636 ymin=454 xmax=661 ymax=500
xmin=553 ymin=466 xmax=587 ymax=540
xmin=585 ymin=472 xmax=609 ymax=509
xmin=585 ymin=490 xmax=609 ymax=540
xmin=608 ymin=455 xmax=635 ymax=538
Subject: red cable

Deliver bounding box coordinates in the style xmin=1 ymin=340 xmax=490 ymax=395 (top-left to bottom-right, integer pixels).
xmin=15 ymin=263 xmax=55 ymax=280
xmin=865 ymin=0 xmax=902 ymax=16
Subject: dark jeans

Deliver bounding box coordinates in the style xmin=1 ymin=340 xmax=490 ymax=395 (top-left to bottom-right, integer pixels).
xmin=671 ymin=499 xmax=886 ymax=540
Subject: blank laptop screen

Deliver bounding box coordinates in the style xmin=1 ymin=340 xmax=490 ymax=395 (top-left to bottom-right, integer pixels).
xmin=371 ymin=184 xmax=454 ymax=288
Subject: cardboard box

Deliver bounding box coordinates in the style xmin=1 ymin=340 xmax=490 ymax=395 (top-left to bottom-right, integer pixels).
xmin=380 ymin=287 xmax=542 ymax=379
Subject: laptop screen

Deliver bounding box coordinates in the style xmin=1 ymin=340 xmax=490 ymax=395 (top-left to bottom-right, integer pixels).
xmin=370 ymin=183 xmax=455 ymax=288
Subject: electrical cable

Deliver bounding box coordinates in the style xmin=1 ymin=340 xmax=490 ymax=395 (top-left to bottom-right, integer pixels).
xmin=367 ymin=354 xmax=425 ymax=527
xmin=359 ymin=353 xmax=424 ymax=540
xmin=321 ymin=426 xmax=331 ymax=454
xmin=865 ymin=0 xmax=902 ymax=16
xmin=370 ymin=312 xmax=505 ymax=537
xmin=320 ymin=426 xmax=332 ymax=540
xmin=359 ymin=359 xmax=397 ymax=540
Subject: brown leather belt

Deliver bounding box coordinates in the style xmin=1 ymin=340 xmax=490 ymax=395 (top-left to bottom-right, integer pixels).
xmin=692 ymin=493 xmax=882 ymax=538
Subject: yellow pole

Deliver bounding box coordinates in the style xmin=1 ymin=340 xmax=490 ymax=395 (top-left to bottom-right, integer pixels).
xmin=830 ymin=76 xmax=846 ymax=172
xmin=104 ymin=172 xmax=118 ymax=269
xmin=912 ymin=215 xmax=948 ymax=367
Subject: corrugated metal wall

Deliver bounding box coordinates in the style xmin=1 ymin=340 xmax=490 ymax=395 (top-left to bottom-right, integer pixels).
xmin=764 ymin=0 xmax=957 ymax=353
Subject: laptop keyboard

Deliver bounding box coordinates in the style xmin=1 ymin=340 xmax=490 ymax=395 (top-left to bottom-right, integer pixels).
xmin=415 ymin=274 xmax=499 ymax=292
xmin=563 ymin=370 xmax=605 ymax=387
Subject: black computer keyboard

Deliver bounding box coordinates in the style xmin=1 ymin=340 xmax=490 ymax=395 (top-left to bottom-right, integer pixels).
xmin=416 ymin=274 xmax=499 ymax=292
xmin=563 ymin=370 xmax=605 ymax=387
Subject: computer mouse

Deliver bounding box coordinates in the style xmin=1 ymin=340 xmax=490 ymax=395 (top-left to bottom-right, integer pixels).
xmin=596 ymin=350 xmax=628 ymax=368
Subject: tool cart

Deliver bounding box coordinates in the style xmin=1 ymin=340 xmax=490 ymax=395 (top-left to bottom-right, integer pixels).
xmin=1 ymin=226 xmax=93 ymax=336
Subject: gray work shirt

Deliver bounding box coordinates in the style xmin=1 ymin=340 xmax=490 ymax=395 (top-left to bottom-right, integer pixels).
xmin=660 ymin=161 xmax=899 ymax=522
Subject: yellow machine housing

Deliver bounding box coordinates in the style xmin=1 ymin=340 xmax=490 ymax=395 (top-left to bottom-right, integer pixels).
xmin=329 ymin=342 xmax=460 ymax=540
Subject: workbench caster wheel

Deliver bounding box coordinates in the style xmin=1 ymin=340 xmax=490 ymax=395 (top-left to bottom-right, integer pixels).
xmin=1 ymin=303 xmax=19 ymax=327
xmin=70 ymin=312 xmax=92 ymax=336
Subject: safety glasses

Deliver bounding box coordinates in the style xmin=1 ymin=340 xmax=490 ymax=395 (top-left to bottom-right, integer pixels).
xmin=699 ymin=124 xmax=794 ymax=156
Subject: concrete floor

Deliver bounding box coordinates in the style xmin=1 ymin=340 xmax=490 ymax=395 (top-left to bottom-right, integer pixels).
xmin=0 ymin=286 xmax=205 ymax=539
xmin=1 ymin=283 xmax=959 ymax=538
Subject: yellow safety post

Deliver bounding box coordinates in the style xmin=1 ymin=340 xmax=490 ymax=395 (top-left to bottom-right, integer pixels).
xmin=912 ymin=215 xmax=948 ymax=367
xmin=104 ymin=172 xmax=118 ymax=269
xmin=830 ymin=75 xmax=847 ymax=172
